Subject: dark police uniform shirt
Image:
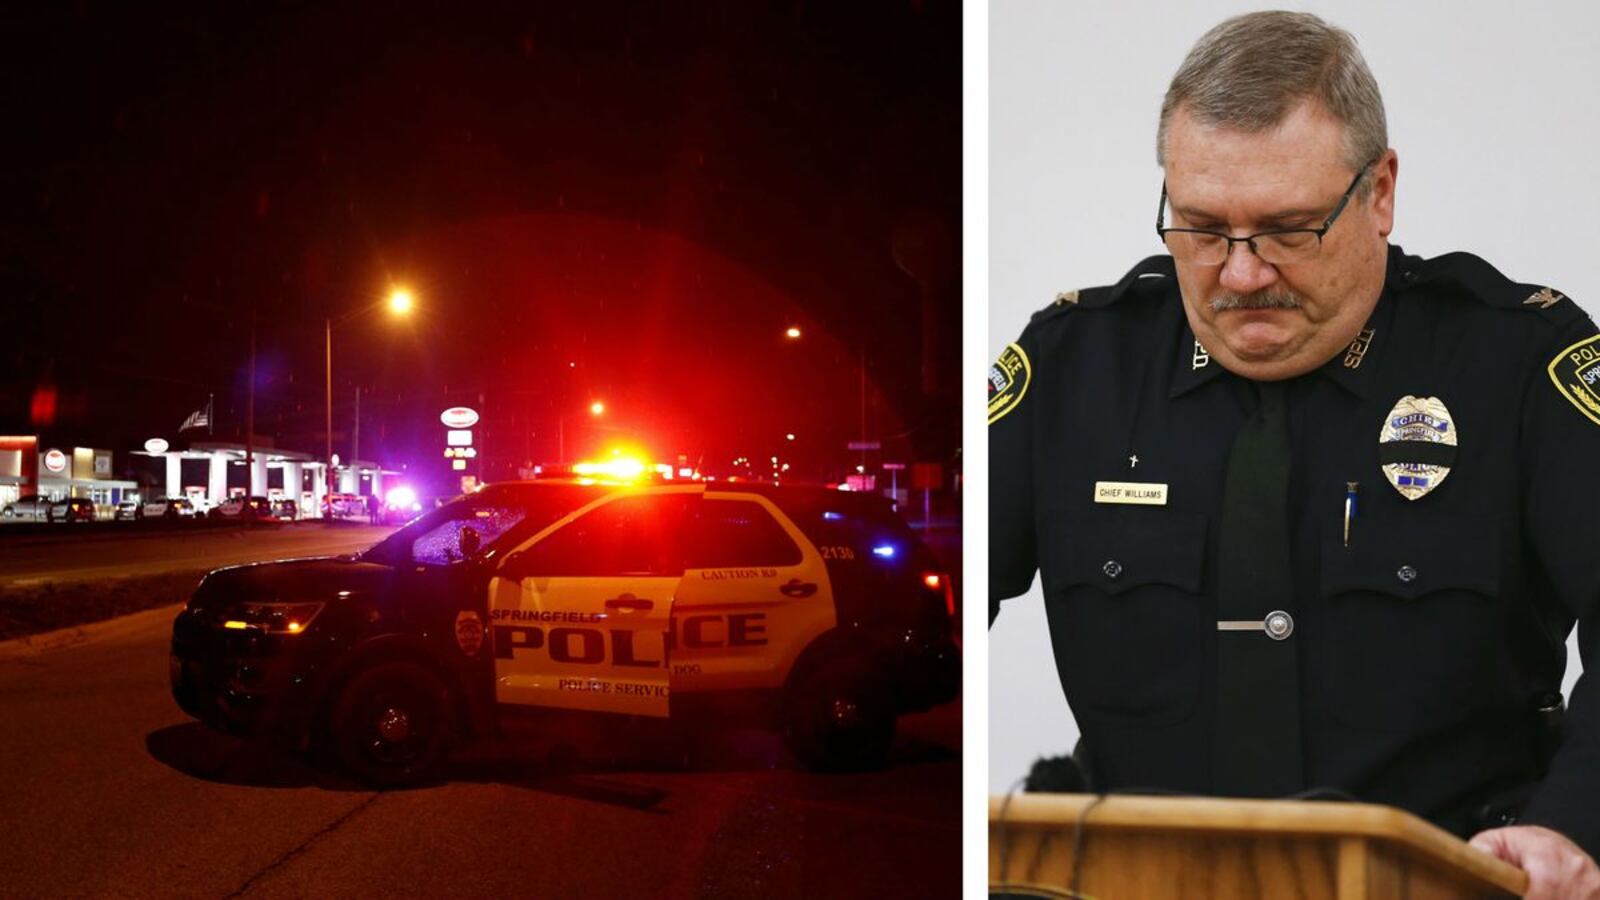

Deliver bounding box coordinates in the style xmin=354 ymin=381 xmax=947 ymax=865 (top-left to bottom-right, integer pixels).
xmin=989 ymin=245 xmax=1600 ymax=856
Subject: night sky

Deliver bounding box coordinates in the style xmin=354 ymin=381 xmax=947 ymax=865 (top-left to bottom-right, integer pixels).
xmin=1 ymin=2 xmax=960 ymax=493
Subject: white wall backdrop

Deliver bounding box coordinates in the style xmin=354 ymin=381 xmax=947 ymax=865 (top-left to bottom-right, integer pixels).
xmin=989 ymin=0 xmax=1600 ymax=793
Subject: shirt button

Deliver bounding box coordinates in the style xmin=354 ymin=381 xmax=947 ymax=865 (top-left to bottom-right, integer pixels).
xmin=1397 ymin=565 xmax=1418 ymax=584
xmin=1264 ymin=610 xmax=1294 ymax=641
xmin=1102 ymin=560 xmax=1123 ymax=579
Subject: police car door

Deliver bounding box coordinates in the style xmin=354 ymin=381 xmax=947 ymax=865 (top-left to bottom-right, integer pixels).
xmin=670 ymin=491 xmax=834 ymax=692
xmin=488 ymin=489 xmax=697 ymax=717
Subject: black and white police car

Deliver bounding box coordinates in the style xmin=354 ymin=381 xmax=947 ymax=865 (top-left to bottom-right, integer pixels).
xmin=170 ymin=480 xmax=959 ymax=785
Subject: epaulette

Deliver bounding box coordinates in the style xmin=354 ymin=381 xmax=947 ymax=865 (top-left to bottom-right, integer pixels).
xmin=1401 ymin=250 xmax=1587 ymax=330
xmin=1030 ymin=255 xmax=1176 ymax=324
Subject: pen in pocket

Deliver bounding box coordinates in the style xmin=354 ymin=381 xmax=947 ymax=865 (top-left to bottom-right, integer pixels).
xmin=1343 ymin=481 xmax=1359 ymax=548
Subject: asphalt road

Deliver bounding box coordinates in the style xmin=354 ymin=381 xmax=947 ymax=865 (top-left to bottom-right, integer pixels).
xmin=0 ymin=523 xmax=395 ymax=587
xmin=0 ymin=604 xmax=960 ymax=898
xmin=0 ymin=520 xmax=964 ymax=898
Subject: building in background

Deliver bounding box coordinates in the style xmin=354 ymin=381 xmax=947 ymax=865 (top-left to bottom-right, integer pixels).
xmin=0 ymin=435 xmax=138 ymax=511
xmin=131 ymin=441 xmax=394 ymax=515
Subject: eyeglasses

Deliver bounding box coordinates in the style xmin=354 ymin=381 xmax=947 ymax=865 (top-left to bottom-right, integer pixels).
xmin=1155 ymin=160 xmax=1375 ymax=266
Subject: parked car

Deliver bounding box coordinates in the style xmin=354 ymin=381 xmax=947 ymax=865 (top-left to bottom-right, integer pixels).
xmin=143 ymin=497 xmax=196 ymax=519
xmin=272 ymin=499 xmax=299 ymax=521
xmin=48 ymin=497 xmax=96 ymax=523
xmin=115 ymin=500 xmax=142 ymax=521
xmin=323 ymin=492 xmax=365 ymax=519
xmin=2 ymin=495 xmax=52 ymax=521
xmin=216 ymin=495 xmax=276 ymax=521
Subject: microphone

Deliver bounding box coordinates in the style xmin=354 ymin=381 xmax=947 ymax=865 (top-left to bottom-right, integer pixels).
xmin=1024 ymin=753 xmax=1087 ymax=794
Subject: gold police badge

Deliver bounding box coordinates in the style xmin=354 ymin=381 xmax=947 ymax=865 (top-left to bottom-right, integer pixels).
xmin=1378 ymin=395 xmax=1458 ymax=500
xmin=987 ymin=342 xmax=1031 ymax=425
xmin=1548 ymin=334 xmax=1600 ymax=426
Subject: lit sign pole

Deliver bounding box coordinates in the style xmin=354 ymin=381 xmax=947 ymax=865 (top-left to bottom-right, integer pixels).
xmin=440 ymin=407 xmax=480 ymax=490
xmin=326 ymin=288 xmax=414 ymax=511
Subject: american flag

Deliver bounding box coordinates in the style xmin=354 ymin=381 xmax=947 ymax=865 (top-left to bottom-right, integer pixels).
xmin=180 ymin=397 xmax=212 ymax=432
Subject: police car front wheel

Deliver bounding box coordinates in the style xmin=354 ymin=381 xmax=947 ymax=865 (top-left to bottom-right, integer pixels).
xmin=329 ymin=662 xmax=455 ymax=788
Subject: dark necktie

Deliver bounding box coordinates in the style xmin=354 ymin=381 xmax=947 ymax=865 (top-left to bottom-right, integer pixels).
xmin=1213 ymin=380 xmax=1304 ymax=796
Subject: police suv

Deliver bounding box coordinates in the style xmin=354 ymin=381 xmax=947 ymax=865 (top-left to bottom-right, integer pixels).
xmin=170 ymin=480 xmax=959 ymax=785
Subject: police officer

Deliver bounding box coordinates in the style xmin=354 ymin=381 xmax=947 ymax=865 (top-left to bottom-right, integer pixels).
xmin=989 ymin=12 xmax=1600 ymax=898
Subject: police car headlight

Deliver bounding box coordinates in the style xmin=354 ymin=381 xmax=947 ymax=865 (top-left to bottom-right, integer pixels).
xmin=222 ymin=602 xmax=325 ymax=634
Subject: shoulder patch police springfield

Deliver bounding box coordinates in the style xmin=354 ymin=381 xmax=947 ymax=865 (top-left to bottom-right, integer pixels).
xmin=988 ymin=343 xmax=1030 ymax=424
xmin=1549 ymin=333 xmax=1600 ymax=425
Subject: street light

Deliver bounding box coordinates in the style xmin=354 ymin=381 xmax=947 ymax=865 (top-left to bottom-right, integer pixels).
xmin=557 ymin=399 xmax=607 ymax=464
xmin=326 ymin=288 xmax=414 ymax=514
xmin=387 ymin=288 xmax=414 ymax=316
xmin=782 ymin=326 xmax=871 ymax=475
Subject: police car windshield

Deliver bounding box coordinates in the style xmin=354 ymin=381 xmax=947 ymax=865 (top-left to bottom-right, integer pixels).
xmin=361 ymin=484 xmax=600 ymax=567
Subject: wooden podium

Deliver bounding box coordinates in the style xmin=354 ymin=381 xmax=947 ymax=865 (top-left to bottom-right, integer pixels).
xmin=989 ymin=794 xmax=1528 ymax=899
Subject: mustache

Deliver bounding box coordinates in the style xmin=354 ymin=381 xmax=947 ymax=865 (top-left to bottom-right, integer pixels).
xmin=1209 ymin=287 xmax=1303 ymax=311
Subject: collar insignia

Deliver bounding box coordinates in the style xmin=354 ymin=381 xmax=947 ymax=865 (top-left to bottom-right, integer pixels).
xmin=1525 ymin=287 xmax=1565 ymax=310
xmin=1344 ymin=328 xmax=1376 ymax=369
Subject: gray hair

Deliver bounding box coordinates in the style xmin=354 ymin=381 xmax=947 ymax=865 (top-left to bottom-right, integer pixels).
xmin=1156 ymin=11 xmax=1387 ymax=179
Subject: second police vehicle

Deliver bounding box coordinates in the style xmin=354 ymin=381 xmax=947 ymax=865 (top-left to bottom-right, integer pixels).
xmin=170 ymin=479 xmax=959 ymax=785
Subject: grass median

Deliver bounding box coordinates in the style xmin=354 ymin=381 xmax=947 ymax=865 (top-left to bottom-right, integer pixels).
xmin=0 ymin=570 xmax=206 ymax=642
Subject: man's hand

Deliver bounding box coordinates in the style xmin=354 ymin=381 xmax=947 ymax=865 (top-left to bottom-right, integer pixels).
xmin=1469 ymin=825 xmax=1600 ymax=900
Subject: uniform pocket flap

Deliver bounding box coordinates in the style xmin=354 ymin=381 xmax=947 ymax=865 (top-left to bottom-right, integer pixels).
xmin=1320 ymin=515 xmax=1500 ymax=600
xmin=1043 ymin=508 xmax=1208 ymax=596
